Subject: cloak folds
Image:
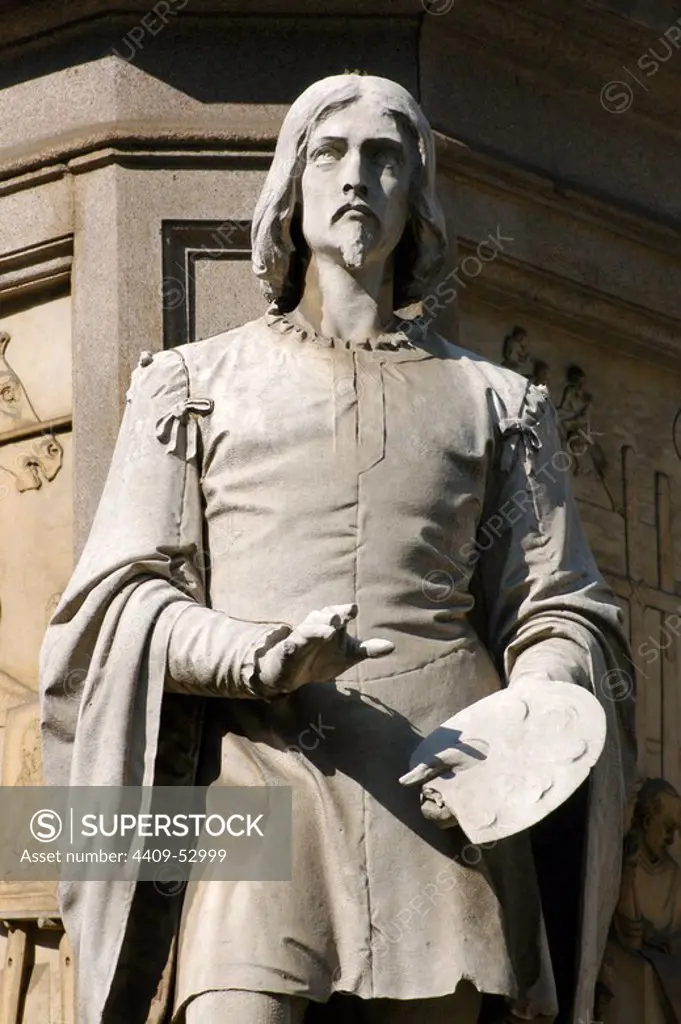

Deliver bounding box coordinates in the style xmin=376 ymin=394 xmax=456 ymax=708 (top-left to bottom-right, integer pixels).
xmin=39 ymin=352 xmax=214 ymax=1024
xmin=468 ymin=388 xmax=637 ymax=1024
xmin=39 ymin=331 xmax=636 ymax=1024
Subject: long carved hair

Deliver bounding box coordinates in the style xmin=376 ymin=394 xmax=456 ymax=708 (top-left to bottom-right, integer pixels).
xmin=251 ymin=74 xmax=448 ymax=312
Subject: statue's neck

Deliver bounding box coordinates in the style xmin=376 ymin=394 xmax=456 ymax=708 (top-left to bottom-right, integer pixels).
xmin=641 ymin=843 xmax=669 ymax=871
xmin=294 ymin=252 xmax=394 ymax=344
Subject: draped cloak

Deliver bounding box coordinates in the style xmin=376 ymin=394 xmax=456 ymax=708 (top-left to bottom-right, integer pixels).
xmin=39 ymin=313 xmax=636 ymax=1024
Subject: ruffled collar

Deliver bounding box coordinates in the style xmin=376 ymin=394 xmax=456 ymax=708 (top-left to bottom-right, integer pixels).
xmin=265 ymin=308 xmax=416 ymax=351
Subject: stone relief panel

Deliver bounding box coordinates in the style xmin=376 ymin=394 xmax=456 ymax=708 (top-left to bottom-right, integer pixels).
xmin=501 ymin=324 xmax=613 ymax=505
xmin=459 ymin=305 xmax=681 ymax=589
xmin=0 ymin=700 xmax=59 ymax=920
xmin=0 ymin=292 xmax=73 ymax=1016
xmin=0 ymin=296 xmax=71 ymax=430
xmin=459 ymin=307 xmax=627 ymax=575
xmin=459 ymin=302 xmax=681 ymax=803
xmin=0 ymin=294 xmax=73 ymax=692
xmin=0 ymin=430 xmax=72 ymax=690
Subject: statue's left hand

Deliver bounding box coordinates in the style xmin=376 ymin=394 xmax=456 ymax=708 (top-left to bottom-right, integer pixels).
xmin=399 ymin=749 xmax=476 ymax=829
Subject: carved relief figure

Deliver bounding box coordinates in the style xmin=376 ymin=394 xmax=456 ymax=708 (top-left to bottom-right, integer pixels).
xmin=556 ymin=365 xmax=592 ymax=455
xmin=616 ymin=779 xmax=681 ymax=950
xmin=501 ymin=324 xmax=534 ymax=377
xmin=500 ymin=327 xmax=549 ymax=387
xmin=0 ymin=431 xmax=64 ymax=492
xmin=600 ymin=778 xmax=681 ymax=1023
xmin=0 ymin=700 xmax=58 ymax=922
xmin=556 ymin=364 xmax=616 ymax=512
xmin=0 ymin=331 xmax=64 ymax=492
xmin=14 ymin=434 xmax=64 ymax=491
xmin=40 ymin=75 xmax=635 ymax=1024
xmin=0 ymin=331 xmax=39 ymax=433
xmin=499 ymin=342 xmax=612 ymax=491
xmin=2 ymin=702 xmax=44 ymax=787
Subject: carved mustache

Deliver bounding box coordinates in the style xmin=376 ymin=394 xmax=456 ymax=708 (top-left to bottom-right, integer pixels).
xmin=332 ymin=201 xmax=379 ymax=225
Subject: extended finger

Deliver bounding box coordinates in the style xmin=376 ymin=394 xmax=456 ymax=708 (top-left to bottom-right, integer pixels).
xmin=356 ymin=638 xmax=394 ymax=659
xmin=308 ymin=603 xmax=358 ymax=629
xmin=398 ymin=758 xmax=447 ymax=787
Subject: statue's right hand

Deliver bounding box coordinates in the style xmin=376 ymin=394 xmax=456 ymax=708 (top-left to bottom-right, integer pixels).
xmin=255 ymin=603 xmax=394 ymax=695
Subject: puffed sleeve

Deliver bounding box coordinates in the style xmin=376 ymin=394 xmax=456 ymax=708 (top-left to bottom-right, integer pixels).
xmin=120 ymin=349 xmax=296 ymax=700
xmin=149 ymin=354 xmax=293 ymax=698
xmin=40 ymin=348 xmax=291 ymax=790
xmin=120 ymin=348 xmax=296 ymax=699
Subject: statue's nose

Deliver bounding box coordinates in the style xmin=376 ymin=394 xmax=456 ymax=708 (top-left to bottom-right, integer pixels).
xmin=342 ymin=181 xmax=368 ymax=197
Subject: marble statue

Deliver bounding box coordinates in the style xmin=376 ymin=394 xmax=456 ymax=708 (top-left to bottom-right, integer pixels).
xmin=39 ymin=74 xmax=636 ymax=1024
xmin=556 ymin=365 xmax=592 ymax=446
xmin=501 ymin=325 xmax=534 ymax=378
xmin=598 ymin=778 xmax=681 ymax=1023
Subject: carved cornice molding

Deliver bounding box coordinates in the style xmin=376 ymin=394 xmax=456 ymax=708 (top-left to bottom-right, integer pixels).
xmin=0 ymin=237 xmax=72 ymax=306
xmin=435 ymin=133 xmax=681 ymax=259
xmin=423 ymin=0 xmax=681 ymax=134
xmin=0 ymin=120 xmax=283 ymax=195
xmin=459 ymin=243 xmax=681 ymax=371
xmin=0 ymin=0 xmax=670 ymax=54
xmin=0 ymin=1 xmax=422 ymax=52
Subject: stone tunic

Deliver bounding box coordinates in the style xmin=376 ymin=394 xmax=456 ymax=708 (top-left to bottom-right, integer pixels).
xmin=157 ymin=312 xmax=619 ymax=1020
xmin=39 ymin=312 xmax=634 ymax=1024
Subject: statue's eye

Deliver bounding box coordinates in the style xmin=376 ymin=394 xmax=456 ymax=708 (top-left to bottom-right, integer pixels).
xmin=312 ymin=144 xmax=341 ymax=164
xmin=373 ymin=146 xmax=404 ymax=171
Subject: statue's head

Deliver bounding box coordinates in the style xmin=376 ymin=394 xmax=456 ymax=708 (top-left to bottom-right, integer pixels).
xmin=566 ymin=364 xmax=587 ymax=390
xmin=252 ymin=73 xmax=447 ymax=311
xmin=502 ymin=325 xmax=528 ymax=364
xmin=629 ymin=778 xmax=681 ymax=862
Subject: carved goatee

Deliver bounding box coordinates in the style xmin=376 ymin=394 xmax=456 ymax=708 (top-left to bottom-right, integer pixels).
xmin=339 ymin=224 xmax=371 ymax=269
